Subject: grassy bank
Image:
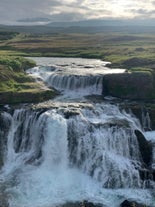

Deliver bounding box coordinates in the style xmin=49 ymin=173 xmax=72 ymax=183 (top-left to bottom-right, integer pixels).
xmin=0 ymin=56 xmax=57 ymax=104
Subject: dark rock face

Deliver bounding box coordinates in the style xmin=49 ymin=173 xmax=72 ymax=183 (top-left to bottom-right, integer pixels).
xmin=103 ymin=72 xmax=155 ymax=100
xmin=0 ymin=113 xmax=11 ymax=168
xmin=58 ymin=201 xmax=104 ymax=207
xmin=81 ymin=201 xmax=103 ymax=207
xmin=120 ymin=200 xmax=148 ymax=207
xmin=0 ymin=192 xmax=9 ymax=207
xmin=135 ymin=130 xmax=152 ymax=166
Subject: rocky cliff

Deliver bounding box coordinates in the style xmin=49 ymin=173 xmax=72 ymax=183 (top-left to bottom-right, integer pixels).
xmin=103 ymin=71 xmax=155 ymax=100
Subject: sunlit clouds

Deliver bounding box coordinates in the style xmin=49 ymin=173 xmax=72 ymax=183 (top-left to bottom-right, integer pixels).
xmin=0 ymin=0 xmax=155 ymax=24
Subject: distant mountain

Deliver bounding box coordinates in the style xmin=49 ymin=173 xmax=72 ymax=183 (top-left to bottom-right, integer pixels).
xmin=47 ymin=19 xmax=124 ymax=27
xmin=47 ymin=18 xmax=155 ymax=28
xmin=1 ymin=18 xmax=155 ymax=34
xmin=18 ymin=17 xmax=51 ymax=23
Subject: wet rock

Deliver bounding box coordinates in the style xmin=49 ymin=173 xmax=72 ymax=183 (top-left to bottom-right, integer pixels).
xmin=82 ymin=201 xmax=103 ymax=207
xmin=0 ymin=113 xmax=12 ymax=168
xmin=135 ymin=130 xmax=153 ymax=166
xmin=0 ymin=191 xmax=9 ymax=207
xmin=59 ymin=202 xmax=81 ymax=207
xmin=120 ymin=199 xmax=150 ymax=207
xmin=63 ymin=109 xmax=80 ymax=119
xmin=103 ymin=72 xmax=155 ymax=100
xmin=58 ymin=201 xmax=104 ymax=207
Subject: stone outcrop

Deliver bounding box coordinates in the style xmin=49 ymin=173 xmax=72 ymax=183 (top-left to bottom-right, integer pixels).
xmin=0 ymin=113 xmax=11 ymax=168
xmin=103 ymin=71 xmax=155 ymax=100
xmin=59 ymin=201 xmax=104 ymax=207
xmin=0 ymin=89 xmax=57 ymax=105
xmin=135 ymin=130 xmax=152 ymax=166
xmin=120 ymin=200 xmax=150 ymax=207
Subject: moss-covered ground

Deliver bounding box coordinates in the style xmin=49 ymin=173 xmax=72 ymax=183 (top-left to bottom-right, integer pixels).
xmin=0 ymin=56 xmax=56 ymax=104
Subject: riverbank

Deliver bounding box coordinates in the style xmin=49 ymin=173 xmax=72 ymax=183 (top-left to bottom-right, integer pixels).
xmin=0 ymin=56 xmax=57 ymax=104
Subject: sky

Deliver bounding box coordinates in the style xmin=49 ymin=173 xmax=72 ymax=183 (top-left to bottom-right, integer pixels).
xmin=0 ymin=0 xmax=155 ymax=25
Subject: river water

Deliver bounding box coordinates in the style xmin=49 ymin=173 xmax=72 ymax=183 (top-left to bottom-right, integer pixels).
xmin=0 ymin=57 xmax=154 ymax=207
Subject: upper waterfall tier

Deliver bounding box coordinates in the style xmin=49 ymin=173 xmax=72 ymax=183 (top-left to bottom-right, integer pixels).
xmin=27 ymin=57 xmax=125 ymax=97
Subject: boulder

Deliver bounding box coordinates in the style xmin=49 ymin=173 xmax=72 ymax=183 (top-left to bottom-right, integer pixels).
xmin=0 ymin=113 xmax=12 ymax=168
xmin=103 ymin=72 xmax=155 ymax=100
xmin=120 ymin=200 xmax=148 ymax=207
xmin=59 ymin=201 xmax=104 ymax=207
xmin=135 ymin=130 xmax=152 ymax=166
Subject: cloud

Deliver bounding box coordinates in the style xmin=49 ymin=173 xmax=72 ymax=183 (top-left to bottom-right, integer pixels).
xmin=0 ymin=0 xmax=155 ymax=25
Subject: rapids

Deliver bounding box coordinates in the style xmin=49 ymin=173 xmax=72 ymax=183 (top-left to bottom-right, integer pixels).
xmin=0 ymin=57 xmax=154 ymax=207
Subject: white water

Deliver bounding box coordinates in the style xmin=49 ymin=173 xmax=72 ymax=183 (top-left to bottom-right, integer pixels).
xmin=68 ymin=105 xmax=142 ymax=188
xmin=0 ymin=104 xmax=155 ymax=207
xmin=0 ymin=57 xmax=155 ymax=207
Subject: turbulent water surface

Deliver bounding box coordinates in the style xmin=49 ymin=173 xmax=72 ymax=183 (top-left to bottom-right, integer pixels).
xmin=0 ymin=57 xmax=155 ymax=207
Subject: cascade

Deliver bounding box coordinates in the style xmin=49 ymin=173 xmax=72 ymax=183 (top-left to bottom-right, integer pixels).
xmin=46 ymin=74 xmax=103 ymax=95
xmin=0 ymin=103 xmax=154 ymax=207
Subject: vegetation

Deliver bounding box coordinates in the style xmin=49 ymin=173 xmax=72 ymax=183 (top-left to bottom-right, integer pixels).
xmin=1 ymin=30 xmax=155 ymax=72
xmin=0 ymin=56 xmax=56 ymax=104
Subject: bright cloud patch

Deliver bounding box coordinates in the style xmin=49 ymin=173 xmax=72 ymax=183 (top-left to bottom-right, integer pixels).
xmin=0 ymin=0 xmax=155 ymax=24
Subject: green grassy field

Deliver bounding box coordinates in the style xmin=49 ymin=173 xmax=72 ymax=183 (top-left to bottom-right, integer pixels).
xmin=0 ymin=29 xmax=155 ymax=72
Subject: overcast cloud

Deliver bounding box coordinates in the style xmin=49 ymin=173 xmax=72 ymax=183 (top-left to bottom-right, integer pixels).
xmin=0 ymin=0 xmax=155 ymax=25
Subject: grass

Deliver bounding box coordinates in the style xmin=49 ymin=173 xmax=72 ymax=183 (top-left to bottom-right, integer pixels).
xmin=0 ymin=62 xmax=37 ymax=93
xmin=0 ymin=56 xmax=56 ymax=104
xmin=1 ymin=31 xmax=155 ymax=71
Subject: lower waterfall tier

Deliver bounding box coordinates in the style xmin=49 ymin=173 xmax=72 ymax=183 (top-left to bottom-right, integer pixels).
xmin=0 ymin=103 xmax=154 ymax=207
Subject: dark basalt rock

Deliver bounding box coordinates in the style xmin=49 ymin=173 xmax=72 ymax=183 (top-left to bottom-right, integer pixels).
xmin=135 ymin=130 xmax=152 ymax=166
xmin=0 ymin=191 xmax=9 ymax=207
xmin=58 ymin=201 xmax=104 ymax=207
xmin=103 ymin=72 xmax=155 ymax=100
xmin=63 ymin=109 xmax=80 ymax=119
xmin=153 ymin=168 xmax=155 ymax=178
xmin=120 ymin=200 xmax=147 ymax=207
xmin=81 ymin=201 xmax=103 ymax=207
xmin=0 ymin=113 xmax=12 ymax=168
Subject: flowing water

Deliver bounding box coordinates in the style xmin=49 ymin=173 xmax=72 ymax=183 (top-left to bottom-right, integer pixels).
xmin=0 ymin=57 xmax=155 ymax=207
xmin=27 ymin=57 xmax=125 ymax=99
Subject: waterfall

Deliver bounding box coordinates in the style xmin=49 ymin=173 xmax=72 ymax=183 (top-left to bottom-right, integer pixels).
xmin=67 ymin=104 xmax=142 ymax=188
xmin=1 ymin=109 xmax=68 ymax=178
xmin=27 ymin=57 xmax=125 ymax=97
xmin=0 ymin=103 xmax=154 ymax=207
xmin=46 ymin=74 xmax=103 ymax=95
